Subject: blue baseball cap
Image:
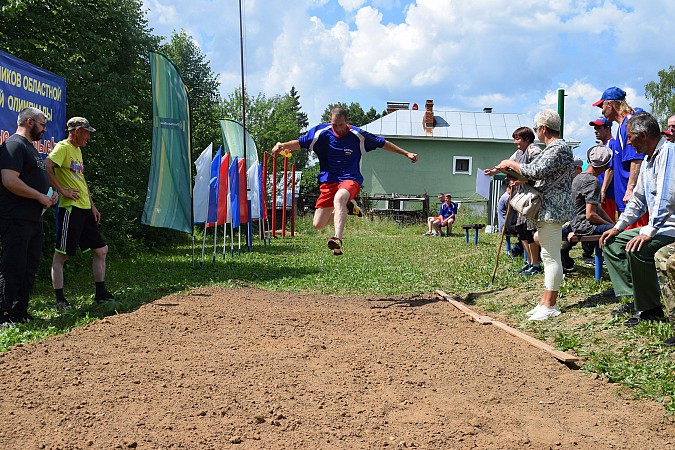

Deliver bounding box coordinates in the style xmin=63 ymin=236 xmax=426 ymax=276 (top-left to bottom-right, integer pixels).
xmin=593 ymin=87 xmax=627 ymax=107
xmin=589 ymin=116 xmax=611 ymax=127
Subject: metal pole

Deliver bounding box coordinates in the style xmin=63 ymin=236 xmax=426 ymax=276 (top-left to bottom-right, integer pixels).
xmin=291 ymin=163 xmax=296 ymax=237
xmin=271 ymin=155 xmax=277 ymax=238
xmin=557 ymin=88 xmax=565 ymax=139
xmin=282 ymin=156 xmax=288 ymax=237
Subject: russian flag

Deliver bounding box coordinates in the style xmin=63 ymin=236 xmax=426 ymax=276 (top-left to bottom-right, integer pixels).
xmin=228 ymin=156 xmax=240 ymax=228
xmin=206 ymin=146 xmax=222 ymax=228
xmin=217 ymin=152 xmax=230 ymax=225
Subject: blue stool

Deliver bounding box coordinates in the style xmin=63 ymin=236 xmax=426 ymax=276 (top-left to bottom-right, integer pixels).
xmin=462 ymin=224 xmax=485 ymax=245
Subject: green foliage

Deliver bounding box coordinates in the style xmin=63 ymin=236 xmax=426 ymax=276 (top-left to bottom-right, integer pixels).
xmin=320 ymin=102 xmax=382 ymax=126
xmin=160 ymin=30 xmax=222 ymax=157
xmin=1 ymin=0 xmax=164 ymax=255
xmin=645 ymin=65 xmax=675 ymax=124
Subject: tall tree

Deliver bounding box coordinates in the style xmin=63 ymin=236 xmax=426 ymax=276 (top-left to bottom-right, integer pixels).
xmin=645 ymin=66 xmax=675 ymax=125
xmin=0 ymin=0 xmax=170 ymax=253
xmin=160 ymin=30 xmax=222 ymax=157
xmin=289 ymin=86 xmax=309 ymax=131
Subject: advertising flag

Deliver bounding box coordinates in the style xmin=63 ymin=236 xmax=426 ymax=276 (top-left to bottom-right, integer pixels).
xmin=228 ymin=157 xmax=240 ymax=228
xmin=193 ymin=143 xmax=212 ymax=224
xmin=206 ymin=146 xmax=222 ymax=227
xmin=142 ymin=51 xmax=192 ymax=233
xmin=238 ymin=158 xmax=249 ymax=223
xmin=217 ymin=152 xmax=230 ymax=225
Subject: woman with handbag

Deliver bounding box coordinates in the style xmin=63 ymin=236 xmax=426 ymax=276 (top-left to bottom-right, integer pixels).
xmin=496 ymin=110 xmax=574 ymax=321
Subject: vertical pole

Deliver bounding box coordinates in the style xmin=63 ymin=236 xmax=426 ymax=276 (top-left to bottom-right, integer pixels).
xmin=271 ymin=155 xmax=277 ymax=238
xmin=557 ymin=88 xmax=565 ymax=139
xmin=238 ymin=0 xmax=247 ymax=163
xmin=261 ymin=152 xmax=268 ymax=242
xmin=282 ymin=156 xmax=288 ymax=237
xmin=291 ymin=163 xmax=296 ymax=237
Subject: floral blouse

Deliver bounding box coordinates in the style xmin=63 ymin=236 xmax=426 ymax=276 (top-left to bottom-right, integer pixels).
xmin=519 ymin=139 xmax=574 ymax=223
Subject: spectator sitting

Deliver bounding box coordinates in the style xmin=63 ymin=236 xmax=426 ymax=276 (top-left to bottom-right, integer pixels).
xmin=560 ymin=145 xmax=615 ymax=273
xmin=424 ymin=194 xmax=457 ymax=236
xmin=424 ymin=194 xmax=445 ymax=236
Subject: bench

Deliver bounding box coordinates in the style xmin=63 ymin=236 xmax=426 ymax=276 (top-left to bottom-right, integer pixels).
xmin=462 ymin=224 xmax=485 ymax=245
xmin=568 ymin=234 xmax=604 ymax=281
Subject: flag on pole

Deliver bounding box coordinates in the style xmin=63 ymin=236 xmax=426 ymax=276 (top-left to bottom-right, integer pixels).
xmin=220 ymin=118 xmax=259 ymax=169
xmin=142 ymin=51 xmax=192 ymax=233
xmin=238 ymin=158 xmax=249 ymax=223
xmin=247 ymin=163 xmax=262 ymax=220
xmin=206 ymin=146 xmax=222 ymax=228
xmin=217 ymin=152 xmax=230 ymax=225
xmin=193 ymin=143 xmax=212 ymax=224
xmin=228 ymin=157 xmax=240 ymax=228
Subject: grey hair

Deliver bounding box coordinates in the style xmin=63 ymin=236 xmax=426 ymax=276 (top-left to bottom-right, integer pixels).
xmin=17 ymin=107 xmax=45 ymax=127
xmin=627 ymin=112 xmax=660 ymax=140
xmin=534 ymin=109 xmax=561 ymax=132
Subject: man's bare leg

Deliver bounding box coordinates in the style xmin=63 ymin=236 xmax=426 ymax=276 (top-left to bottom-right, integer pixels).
xmin=333 ymin=189 xmax=350 ymax=240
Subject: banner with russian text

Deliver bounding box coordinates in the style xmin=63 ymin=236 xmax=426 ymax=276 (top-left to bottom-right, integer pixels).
xmin=0 ymin=50 xmax=66 ymax=155
xmin=141 ymin=51 xmax=192 ymax=234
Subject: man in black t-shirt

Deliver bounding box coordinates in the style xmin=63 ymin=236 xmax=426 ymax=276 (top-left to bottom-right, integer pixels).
xmin=560 ymin=145 xmax=615 ymax=271
xmin=0 ymin=107 xmax=58 ymax=323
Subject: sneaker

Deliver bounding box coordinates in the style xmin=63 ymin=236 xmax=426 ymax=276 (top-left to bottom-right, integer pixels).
xmin=522 ymin=264 xmax=543 ymax=276
xmin=562 ymin=265 xmax=577 ymax=274
xmin=327 ymin=237 xmax=343 ymax=256
xmin=528 ymin=305 xmax=561 ymax=321
xmin=422 ymin=231 xmax=433 ymax=236
xmin=56 ymin=299 xmax=71 ymax=310
xmin=525 ymin=304 xmax=543 ymax=317
xmin=94 ymin=290 xmax=115 ymax=303
xmin=664 ymin=336 xmax=675 ymax=347
xmin=582 ymin=257 xmax=595 ymax=267
xmin=346 ymin=200 xmax=363 ymax=217
xmin=601 ymin=289 xmax=616 ymax=298
xmin=516 ymin=263 xmax=532 ymax=274
xmin=611 ymin=302 xmax=635 ymax=316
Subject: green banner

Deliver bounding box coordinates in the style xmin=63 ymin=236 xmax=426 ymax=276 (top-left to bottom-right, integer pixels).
xmin=142 ymin=51 xmax=192 ymax=233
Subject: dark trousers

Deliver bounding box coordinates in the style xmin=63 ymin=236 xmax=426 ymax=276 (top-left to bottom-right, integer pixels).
xmin=0 ymin=219 xmax=43 ymax=318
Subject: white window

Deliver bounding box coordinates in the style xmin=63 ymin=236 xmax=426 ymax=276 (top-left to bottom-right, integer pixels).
xmin=453 ymin=156 xmax=472 ymax=175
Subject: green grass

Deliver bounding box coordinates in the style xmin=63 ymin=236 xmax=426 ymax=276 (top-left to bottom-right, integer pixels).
xmin=3 ymin=213 xmax=675 ymax=414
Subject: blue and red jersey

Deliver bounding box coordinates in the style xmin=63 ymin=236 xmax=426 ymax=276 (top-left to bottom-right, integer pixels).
xmin=298 ymin=123 xmax=385 ymax=185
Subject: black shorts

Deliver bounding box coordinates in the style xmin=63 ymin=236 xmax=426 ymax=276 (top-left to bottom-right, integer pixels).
xmin=55 ymin=206 xmax=106 ymax=256
xmin=515 ymin=222 xmax=535 ymax=244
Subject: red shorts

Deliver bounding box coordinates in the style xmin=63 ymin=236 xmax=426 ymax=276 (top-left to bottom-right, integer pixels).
xmin=625 ymin=212 xmax=649 ymax=230
xmin=315 ymin=180 xmax=361 ymax=209
xmin=601 ymin=198 xmax=617 ymax=222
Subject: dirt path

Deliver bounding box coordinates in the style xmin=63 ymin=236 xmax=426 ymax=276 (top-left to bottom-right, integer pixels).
xmin=0 ymin=287 xmax=673 ymax=449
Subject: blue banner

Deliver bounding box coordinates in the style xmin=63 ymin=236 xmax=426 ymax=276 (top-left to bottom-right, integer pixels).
xmin=0 ymin=50 xmax=67 ymax=156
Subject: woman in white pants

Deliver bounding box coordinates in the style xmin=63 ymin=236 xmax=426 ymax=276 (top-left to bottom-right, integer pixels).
xmin=496 ymin=109 xmax=574 ymax=320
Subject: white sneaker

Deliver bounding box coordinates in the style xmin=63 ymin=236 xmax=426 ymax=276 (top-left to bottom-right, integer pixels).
xmin=528 ymin=305 xmax=561 ymax=321
xmin=525 ymin=304 xmax=543 ymax=317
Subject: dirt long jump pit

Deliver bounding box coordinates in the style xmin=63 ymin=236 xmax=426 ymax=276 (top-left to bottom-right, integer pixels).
xmin=0 ymin=287 xmax=673 ymax=449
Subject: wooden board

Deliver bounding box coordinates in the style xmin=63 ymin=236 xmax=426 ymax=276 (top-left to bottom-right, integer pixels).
xmin=435 ymin=290 xmax=579 ymax=363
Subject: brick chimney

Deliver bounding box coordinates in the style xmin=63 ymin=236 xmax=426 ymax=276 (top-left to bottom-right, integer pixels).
xmin=424 ymin=99 xmax=435 ymax=128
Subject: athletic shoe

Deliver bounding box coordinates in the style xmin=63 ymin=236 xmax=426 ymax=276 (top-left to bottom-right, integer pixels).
xmin=94 ymin=290 xmax=115 ymax=303
xmin=327 ymin=237 xmax=343 ymax=256
xmin=422 ymin=231 xmax=433 ymax=236
xmin=601 ymin=289 xmax=616 ymax=298
xmin=562 ymin=265 xmax=577 ymax=274
xmin=346 ymin=200 xmax=363 ymax=217
xmin=525 ymin=304 xmax=544 ymax=317
xmin=582 ymin=257 xmax=595 ymax=267
xmin=516 ymin=263 xmax=532 ymax=274
xmin=56 ymin=299 xmax=71 ymax=310
xmin=664 ymin=336 xmax=675 ymax=346
xmin=610 ymin=302 xmax=635 ymax=316
xmin=522 ymin=264 xmax=543 ymax=276
xmin=528 ymin=305 xmax=561 ymax=321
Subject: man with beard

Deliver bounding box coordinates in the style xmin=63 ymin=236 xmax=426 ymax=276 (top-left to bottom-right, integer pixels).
xmin=0 ymin=107 xmax=58 ymax=323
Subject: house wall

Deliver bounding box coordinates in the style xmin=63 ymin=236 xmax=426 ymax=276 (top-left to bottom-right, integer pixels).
xmin=360 ymin=138 xmax=516 ymax=199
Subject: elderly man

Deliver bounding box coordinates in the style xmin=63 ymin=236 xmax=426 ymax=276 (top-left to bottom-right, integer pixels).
xmin=599 ymin=112 xmax=675 ymax=327
xmin=661 ymin=115 xmax=675 ymax=143
xmin=0 ymin=107 xmax=58 ymax=323
xmin=593 ymin=87 xmax=648 ymax=229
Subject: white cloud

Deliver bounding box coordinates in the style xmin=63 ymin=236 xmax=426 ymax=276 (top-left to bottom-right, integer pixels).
xmin=143 ymin=0 xmax=674 ymax=152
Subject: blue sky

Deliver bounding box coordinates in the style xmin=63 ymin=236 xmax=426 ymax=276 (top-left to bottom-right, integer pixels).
xmin=142 ymin=0 xmax=673 ymax=157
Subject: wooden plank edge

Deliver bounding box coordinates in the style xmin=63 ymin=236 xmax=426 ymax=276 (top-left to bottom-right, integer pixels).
xmin=435 ymin=290 xmax=579 ymax=363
